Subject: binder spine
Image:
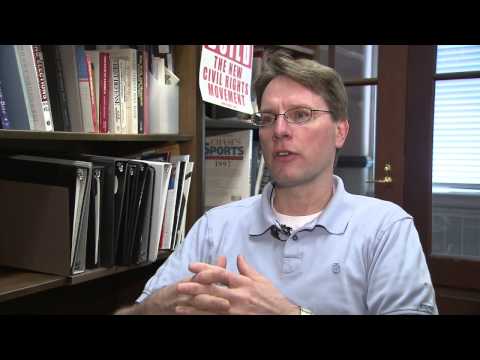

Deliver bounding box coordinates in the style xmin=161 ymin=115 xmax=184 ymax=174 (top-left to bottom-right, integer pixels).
xmin=72 ymin=165 xmax=90 ymax=275
xmin=72 ymin=168 xmax=85 ymax=272
xmin=94 ymin=169 xmax=102 ymax=265
xmin=114 ymin=161 xmax=126 ymax=259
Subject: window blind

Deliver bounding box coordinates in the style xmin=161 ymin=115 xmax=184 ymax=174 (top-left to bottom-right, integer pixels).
xmin=433 ymin=45 xmax=480 ymax=186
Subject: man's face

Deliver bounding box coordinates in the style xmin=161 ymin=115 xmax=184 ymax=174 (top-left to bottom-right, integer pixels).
xmin=259 ymin=75 xmax=349 ymax=189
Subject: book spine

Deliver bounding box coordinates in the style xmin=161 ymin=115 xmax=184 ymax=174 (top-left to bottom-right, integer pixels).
xmin=129 ymin=51 xmax=138 ymax=134
xmin=85 ymin=53 xmax=98 ymax=132
xmin=111 ymin=58 xmax=122 ymax=134
xmin=99 ymin=52 xmax=110 ymax=133
xmin=0 ymin=80 xmax=11 ymax=129
xmin=118 ymin=58 xmax=128 ymax=134
xmin=137 ymin=50 xmax=144 ymax=134
xmin=75 ymin=46 xmax=94 ymax=133
xmin=54 ymin=46 xmax=71 ymax=131
xmin=85 ymin=51 xmax=101 ymax=133
xmin=143 ymin=49 xmax=150 ymax=134
xmin=58 ymin=45 xmax=84 ymax=132
xmin=32 ymin=45 xmax=54 ymax=131
xmin=42 ymin=45 xmax=71 ymax=131
xmin=15 ymin=45 xmax=45 ymax=131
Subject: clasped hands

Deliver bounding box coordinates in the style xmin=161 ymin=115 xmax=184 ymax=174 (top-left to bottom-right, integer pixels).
xmin=174 ymin=255 xmax=298 ymax=315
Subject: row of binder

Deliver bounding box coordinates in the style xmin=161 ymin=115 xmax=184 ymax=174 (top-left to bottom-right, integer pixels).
xmin=0 ymin=153 xmax=194 ymax=276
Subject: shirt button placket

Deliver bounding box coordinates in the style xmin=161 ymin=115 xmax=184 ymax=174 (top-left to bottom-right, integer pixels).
xmin=282 ymin=234 xmax=302 ymax=274
xmin=283 ymin=259 xmax=293 ymax=273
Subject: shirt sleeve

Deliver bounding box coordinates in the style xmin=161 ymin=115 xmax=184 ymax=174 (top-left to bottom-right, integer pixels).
xmin=136 ymin=214 xmax=213 ymax=303
xmin=366 ymin=217 xmax=438 ymax=315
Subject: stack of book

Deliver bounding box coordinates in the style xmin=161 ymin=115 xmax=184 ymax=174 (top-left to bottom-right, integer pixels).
xmin=0 ymin=45 xmax=179 ymax=134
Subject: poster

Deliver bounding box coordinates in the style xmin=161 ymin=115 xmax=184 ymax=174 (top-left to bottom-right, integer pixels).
xmin=199 ymin=45 xmax=254 ymax=115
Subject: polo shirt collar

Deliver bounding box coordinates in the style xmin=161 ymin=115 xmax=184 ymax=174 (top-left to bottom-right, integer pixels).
xmin=315 ymin=175 xmax=353 ymax=235
xmin=249 ymin=175 xmax=353 ymax=237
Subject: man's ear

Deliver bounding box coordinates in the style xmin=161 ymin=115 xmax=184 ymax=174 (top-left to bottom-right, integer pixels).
xmin=335 ymin=119 xmax=349 ymax=149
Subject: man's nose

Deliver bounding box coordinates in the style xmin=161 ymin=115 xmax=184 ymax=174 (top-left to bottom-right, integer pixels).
xmin=272 ymin=114 xmax=292 ymax=139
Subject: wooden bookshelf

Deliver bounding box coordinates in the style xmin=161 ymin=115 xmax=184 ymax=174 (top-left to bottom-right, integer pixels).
xmin=0 ymin=45 xmax=203 ymax=314
xmin=0 ymin=268 xmax=67 ymax=303
xmin=0 ymin=262 xmax=161 ymax=314
xmin=0 ymin=129 xmax=192 ymax=142
xmin=0 ymin=252 xmax=169 ymax=303
xmin=67 ymin=251 xmax=171 ymax=285
xmin=205 ymin=117 xmax=258 ymax=130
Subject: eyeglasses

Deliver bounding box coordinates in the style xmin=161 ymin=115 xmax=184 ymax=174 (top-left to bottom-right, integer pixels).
xmin=252 ymin=107 xmax=332 ymax=127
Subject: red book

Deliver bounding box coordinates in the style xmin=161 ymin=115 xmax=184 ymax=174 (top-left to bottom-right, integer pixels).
xmin=99 ymin=52 xmax=110 ymax=133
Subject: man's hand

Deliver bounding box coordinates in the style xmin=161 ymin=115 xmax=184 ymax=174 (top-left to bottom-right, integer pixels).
xmin=176 ymin=255 xmax=299 ymax=315
xmin=172 ymin=256 xmax=231 ymax=315
xmin=116 ymin=256 xmax=229 ymax=315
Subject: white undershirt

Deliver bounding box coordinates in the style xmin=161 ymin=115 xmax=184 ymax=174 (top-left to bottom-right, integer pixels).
xmin=270 ymin=184 xmax=335 ymax=231
xmin=271 ymin=192 xmax=322 ymax=231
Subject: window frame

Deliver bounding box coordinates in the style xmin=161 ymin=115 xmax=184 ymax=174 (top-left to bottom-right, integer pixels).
xmin=416 ymin=46 xmax=480 ymax=292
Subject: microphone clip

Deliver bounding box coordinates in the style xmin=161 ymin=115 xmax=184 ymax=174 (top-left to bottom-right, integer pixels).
xmin=280 ymin=224 xmax=292 ymax=236
xmin=270 ymin=223 xmax=292 ymax=241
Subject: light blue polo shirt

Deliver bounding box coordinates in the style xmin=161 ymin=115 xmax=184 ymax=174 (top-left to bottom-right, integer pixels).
xmin=137 ymin=175 xmax=438 ymax=315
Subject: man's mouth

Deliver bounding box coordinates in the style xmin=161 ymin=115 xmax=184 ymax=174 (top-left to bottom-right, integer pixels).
xmin=273 ymin=150 xmax=297 ymax=159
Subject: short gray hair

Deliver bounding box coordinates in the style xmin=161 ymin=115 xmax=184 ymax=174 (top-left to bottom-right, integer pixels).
xmin=255 ymin=50 xmax=348 ymax=122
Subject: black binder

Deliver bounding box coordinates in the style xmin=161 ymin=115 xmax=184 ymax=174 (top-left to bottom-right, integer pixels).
xmin=114 ymin=160 xmax=128 ymax=262
xmin=7 ymin=155 xmax=92 ymax=275
xmin=86 ymin=165 xmax=104 ymax=269
xmin=134 ymin=166 xmax=155 ymax=264
xmin=0 ymin=157 xmax=89 ymax=276
xmin=78 ymin=154 xmax=118 ymax=268
xmin=117 ymin=162 xmax=138 ymax=265
xmin=128 ymin=161 xmax=149 ymax=264
xmin=113 ymin=159 xmax=154 ymax=266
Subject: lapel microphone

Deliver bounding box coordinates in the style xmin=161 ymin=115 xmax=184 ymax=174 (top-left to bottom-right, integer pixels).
xmin=280 ymin=224 xmax=292 ymax=236
xmin=270 ymin=224 xmax=292 ymax=241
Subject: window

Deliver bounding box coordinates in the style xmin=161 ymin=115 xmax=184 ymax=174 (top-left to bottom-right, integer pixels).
xmin=433 ymin=45 xmax=480 ymax=188
xmin=432 ymin=45 xmax=480 ymax=259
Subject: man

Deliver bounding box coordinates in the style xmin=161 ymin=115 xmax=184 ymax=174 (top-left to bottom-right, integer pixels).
xmin=116 ymin=50 xmax=438 ymax=315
